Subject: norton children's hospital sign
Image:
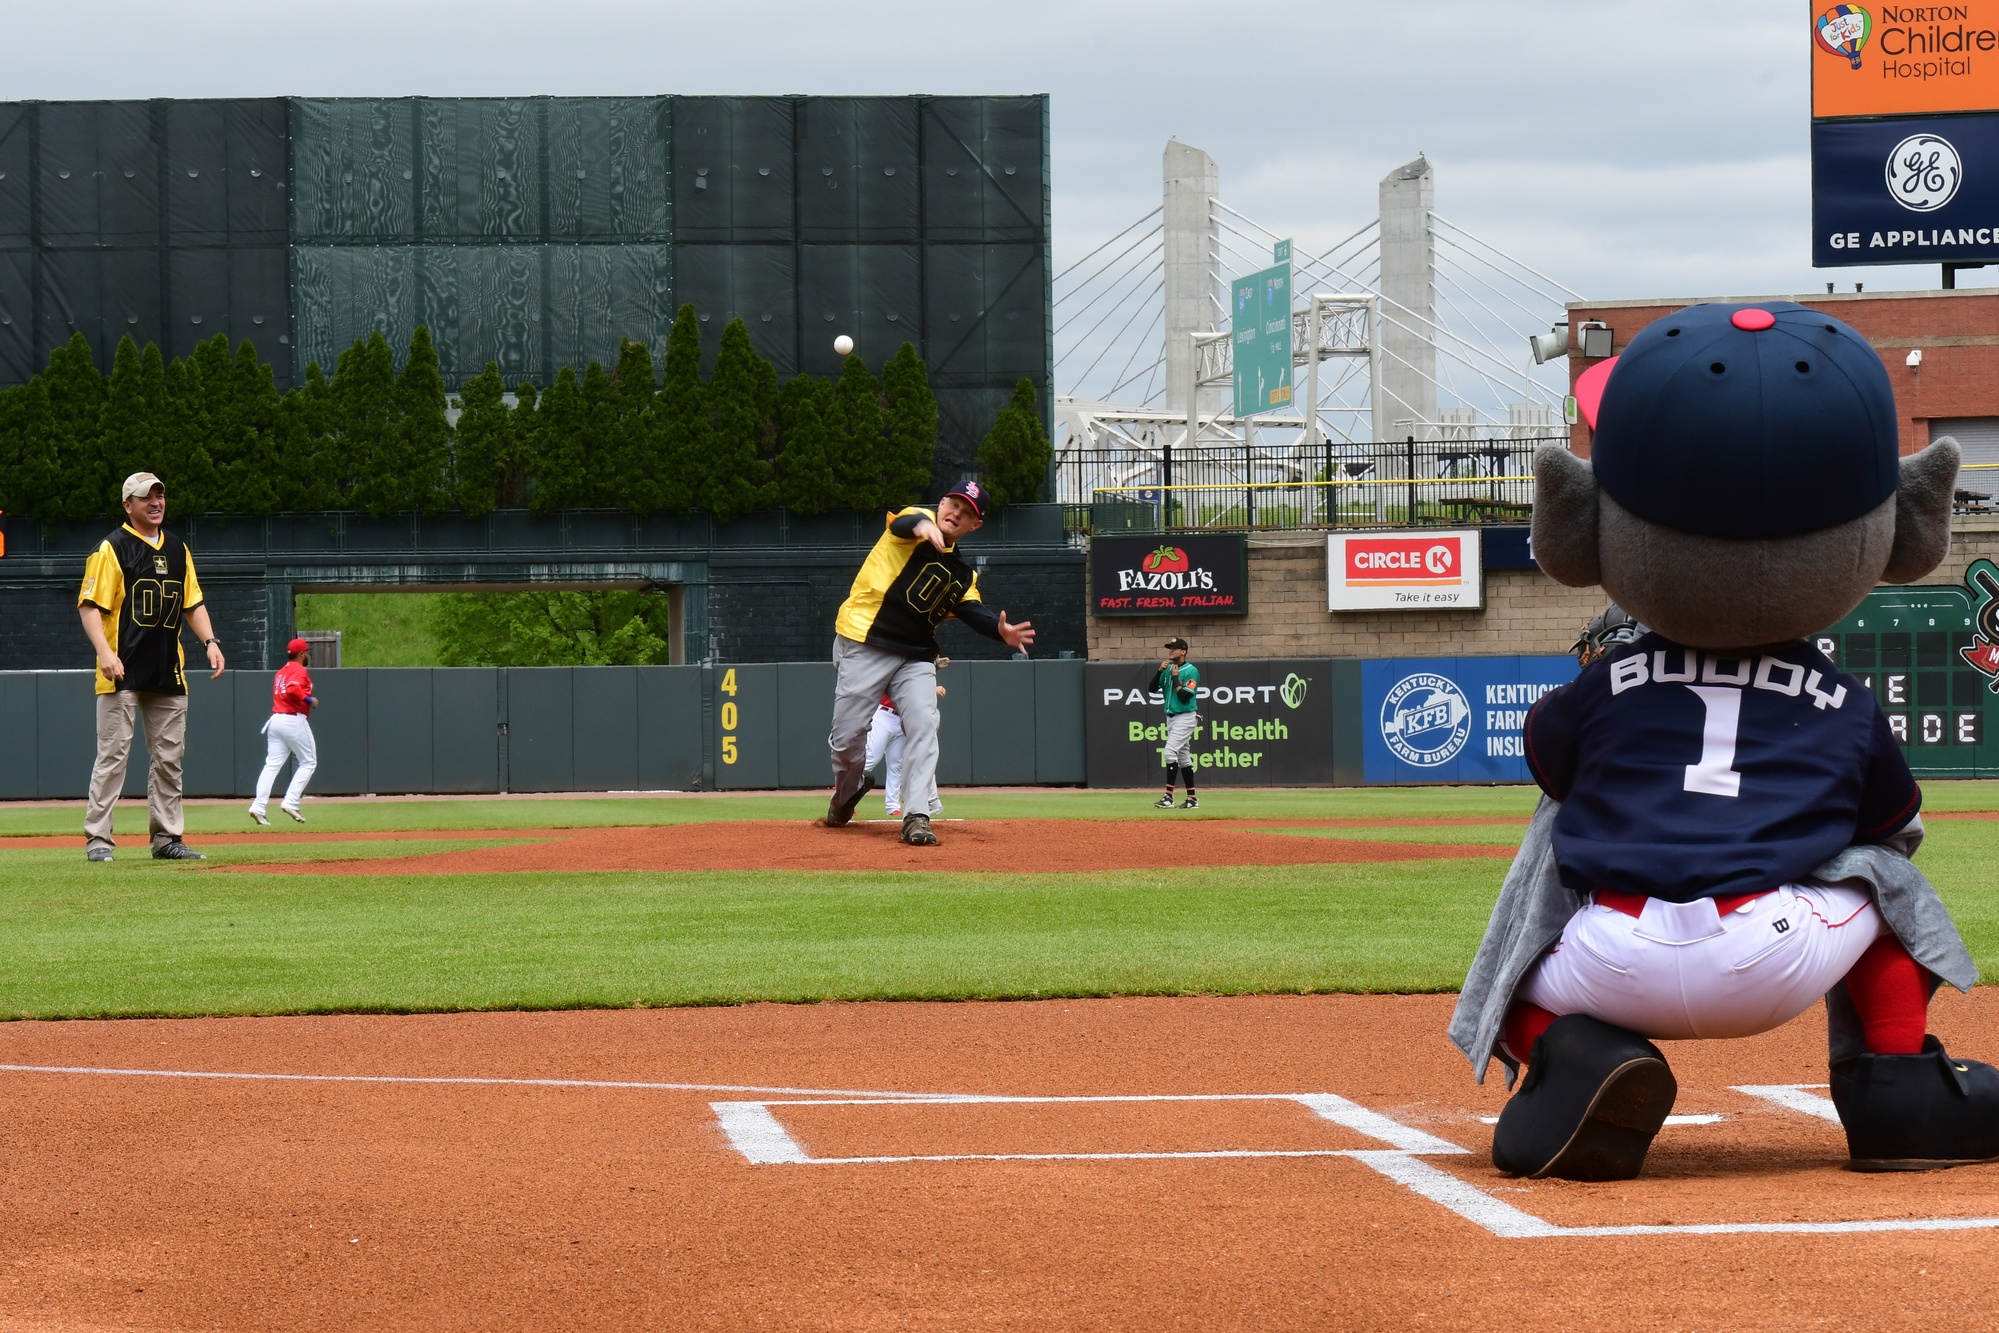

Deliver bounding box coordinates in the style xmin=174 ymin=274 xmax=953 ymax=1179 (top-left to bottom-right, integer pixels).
xmin=1813 ymin=3 xmax=1999 ymax=266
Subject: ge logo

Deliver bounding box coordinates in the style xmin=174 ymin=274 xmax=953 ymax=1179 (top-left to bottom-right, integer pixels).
xmin=1424 ymin=544 xmax=1454 ymax=576
xmin=1886 ymin=133 xmax=1962 ymax=213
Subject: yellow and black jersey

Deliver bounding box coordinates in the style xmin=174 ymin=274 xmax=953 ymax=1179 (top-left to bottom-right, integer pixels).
xmin=835 ymin=507 xmax=1004 ymax=660
xmin=78 ymin=525 xmax=204 ymax=695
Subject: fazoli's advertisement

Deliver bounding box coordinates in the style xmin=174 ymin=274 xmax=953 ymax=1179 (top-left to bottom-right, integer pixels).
xmin=1326 ymin=529 xmax=1484 ymax=611
xmin=1090 ymin=534 xmax=1248 ymax=617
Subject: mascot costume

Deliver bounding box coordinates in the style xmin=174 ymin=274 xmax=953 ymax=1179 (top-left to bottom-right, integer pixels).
xmin=1449 ymin=301 xmax=1999 ymax=1180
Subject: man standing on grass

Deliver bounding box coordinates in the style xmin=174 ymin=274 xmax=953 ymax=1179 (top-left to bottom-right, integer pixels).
xmin=78 ymin=472 xmax=225 ymax=862
xmin=824 ymin=481 xmax=1034 ymax=847
xmin=1154 ymin=637 xmax=1200 ymax=810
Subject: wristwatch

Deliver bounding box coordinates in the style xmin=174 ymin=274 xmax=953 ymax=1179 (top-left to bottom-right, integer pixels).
xmin=202 ymin=637 xmax=220 ymax=647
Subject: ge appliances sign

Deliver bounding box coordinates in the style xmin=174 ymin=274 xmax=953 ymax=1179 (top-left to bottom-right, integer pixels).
xmin=1327 ymin=529 xmax=1483 ymax=611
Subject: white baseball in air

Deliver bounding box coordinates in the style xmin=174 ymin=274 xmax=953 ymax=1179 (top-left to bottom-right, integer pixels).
xmin=833 ymin=334 xmax=854 ymax=356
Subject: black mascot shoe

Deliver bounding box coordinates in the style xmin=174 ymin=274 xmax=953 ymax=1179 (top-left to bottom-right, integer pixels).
xmin=1491 ymin=1014 xmax=1678 ymax=1181
xmin=824 ymin=775 xmax=873 ymax=829
xmin=1831 ymin=1036 xmax=1999 ymax=1172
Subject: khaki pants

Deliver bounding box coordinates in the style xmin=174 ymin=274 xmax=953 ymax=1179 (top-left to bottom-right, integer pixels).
xmin=85 ymin=690 xmax=189 ymax=852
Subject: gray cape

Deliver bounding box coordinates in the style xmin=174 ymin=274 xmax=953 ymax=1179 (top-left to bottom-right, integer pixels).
xmin=1447 ymin=798 xmax=1977 ymax=1088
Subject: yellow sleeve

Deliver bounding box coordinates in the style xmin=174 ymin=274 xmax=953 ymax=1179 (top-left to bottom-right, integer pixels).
xmin=79 ymin=541 xmax=122 ymax=612
xmin=183 ymin=549 xmax=204 ymax=611
xmin=960 ymin=570 xmax=982 ymax=604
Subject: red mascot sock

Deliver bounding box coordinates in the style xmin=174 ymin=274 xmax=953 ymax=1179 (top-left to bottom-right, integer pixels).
xmin=1501 ymin=1002 xmax=1558 ymax=1064
xmin=1845 ymin=936 xmax=1928 ymax=1056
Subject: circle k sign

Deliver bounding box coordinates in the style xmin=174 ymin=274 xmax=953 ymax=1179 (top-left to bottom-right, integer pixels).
xmin=1327 ymin=529 xmax=1483 ymax=612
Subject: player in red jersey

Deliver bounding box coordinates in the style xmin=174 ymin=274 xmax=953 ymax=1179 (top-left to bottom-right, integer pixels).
xmin=248 ymin=637 xmax=318 ymax=825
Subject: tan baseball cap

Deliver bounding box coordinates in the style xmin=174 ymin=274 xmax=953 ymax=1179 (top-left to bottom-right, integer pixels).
xmin=120 ymin=472 xmax=165 ymax=502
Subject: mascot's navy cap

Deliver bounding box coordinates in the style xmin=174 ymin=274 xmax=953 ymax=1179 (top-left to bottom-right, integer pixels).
xmin=1591 ymin=301 xmax=1899 ymax=540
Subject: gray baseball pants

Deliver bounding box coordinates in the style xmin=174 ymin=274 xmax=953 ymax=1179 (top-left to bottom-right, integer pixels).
xmin=829 ymin=635 xmax=939 ymax=819
xmin=1162 ymin=711 xmax=1199 ymax=766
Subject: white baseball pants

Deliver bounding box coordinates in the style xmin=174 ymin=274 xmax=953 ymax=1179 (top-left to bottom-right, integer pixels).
xmin=250 ymin=714 xmax=317 ymax=816
xmin=1518 ymin=883 xmax=1885 ymax=1041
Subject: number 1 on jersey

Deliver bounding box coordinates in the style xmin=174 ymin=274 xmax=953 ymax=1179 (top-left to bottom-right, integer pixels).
xmin=1684 ymin=685 xmax=1743 ymax=798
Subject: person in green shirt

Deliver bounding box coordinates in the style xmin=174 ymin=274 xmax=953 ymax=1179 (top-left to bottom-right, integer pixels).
xmin=1153 ymin=637 xmax=1200 ymax=810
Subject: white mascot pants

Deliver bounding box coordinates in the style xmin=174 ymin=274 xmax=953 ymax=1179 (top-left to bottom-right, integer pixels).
xmin=1519 ymin=883 xmax=1886 ymax=1040
xmin=251 ymin=714 xmax=318 ymax=816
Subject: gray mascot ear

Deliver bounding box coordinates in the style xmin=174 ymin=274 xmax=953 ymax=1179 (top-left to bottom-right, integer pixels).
xmin=1529 ymin=444 xmax=1601 ymax=587
xmin=1881 ymin=437 xmax=1960 ymax=584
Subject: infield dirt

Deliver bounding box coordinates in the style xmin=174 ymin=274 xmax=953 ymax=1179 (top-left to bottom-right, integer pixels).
xmin=1 ymin=991 xmax=1997 ymax=1330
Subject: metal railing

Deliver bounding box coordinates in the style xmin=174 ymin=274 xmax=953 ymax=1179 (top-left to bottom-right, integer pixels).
xmin=1057 ymin=434 xmax=1562 ymax=533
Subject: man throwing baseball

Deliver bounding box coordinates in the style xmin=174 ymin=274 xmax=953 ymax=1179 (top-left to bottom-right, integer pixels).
xmin=1154 ymin=637 xmax=1200 ymax=810
xmin=825 ymin=480 xmax=1033 ymax=846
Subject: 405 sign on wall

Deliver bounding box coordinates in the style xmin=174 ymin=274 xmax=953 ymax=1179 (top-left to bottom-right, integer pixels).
xmin=1090 ymin=534 xmax=1248 ymax=617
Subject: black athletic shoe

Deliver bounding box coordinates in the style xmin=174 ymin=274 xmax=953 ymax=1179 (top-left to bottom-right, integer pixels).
xmin=825 ymin=775 xmax=874 ymax=828
xmin=1491 ymin=1014 xmax=1677 ymax=1181
xmin=151 ymin=840 xmax=206 ymax=861
xmin=1154 ymin=795 xmax=1176 ymax=809
xmin=86 ymin=846 xmax=112 ymax=863
xmin=1831 ymin=1036 xmax=1999 ymax=1171
xmin=1180 ymin=796 xmax=1199 ymax=809
xmin=900 ymin=813 xmax=938 ymax=846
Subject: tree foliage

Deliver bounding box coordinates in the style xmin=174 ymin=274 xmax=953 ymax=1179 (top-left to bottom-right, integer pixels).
xmin=975 ymin=379 xmax=1052 ymax=509
xmin=434 ymin=589 xmax=677 ymax=666
xmin=0 ymin=317 xmax=958 ymax=522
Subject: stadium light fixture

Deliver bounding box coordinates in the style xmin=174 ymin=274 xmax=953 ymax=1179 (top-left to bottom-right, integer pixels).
xmin=1528 ymin=323 xmax=1569 ymax=365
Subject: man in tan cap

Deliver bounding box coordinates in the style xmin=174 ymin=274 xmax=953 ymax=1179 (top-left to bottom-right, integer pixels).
xmin=77 ymin=472 xmax=225 ymax=861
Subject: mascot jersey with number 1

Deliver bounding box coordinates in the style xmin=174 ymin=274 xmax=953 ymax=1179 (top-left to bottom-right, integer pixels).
xmin=1449 ymin=301 xmax=1999 ymax=1182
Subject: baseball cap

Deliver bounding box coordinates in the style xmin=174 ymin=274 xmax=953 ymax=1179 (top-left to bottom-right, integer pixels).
xmin=1163 ymin=637 xmax=1189 ymax=650
xmin=943 ymin=479 xmax=988 ymax=518
xmin=287 ymin=638 xmax=311 ymax=655
xmin=121 ymin=472 xmax=165 ymax=502
xmin=1589 ymin=302 xmax=1898 ymax=540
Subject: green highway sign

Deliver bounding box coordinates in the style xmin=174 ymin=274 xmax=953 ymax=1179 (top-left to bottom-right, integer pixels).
xmin=1273 ymin=238 xmax=1291 ymax=264
xmin=1232 ymin=260 xmax=1293 ymax=418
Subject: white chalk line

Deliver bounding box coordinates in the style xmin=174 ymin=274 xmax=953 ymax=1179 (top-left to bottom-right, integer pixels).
xmin=718 ymin=1091 xmax=1999 ymax=1239
xmin=1477 ymin=1113 xmax=1723 ymax=1126
xmin=1732 ymin=1083 xmax=1842 ymax=1123
xmin=0 ymin=1064 xmax=963 ymax=1101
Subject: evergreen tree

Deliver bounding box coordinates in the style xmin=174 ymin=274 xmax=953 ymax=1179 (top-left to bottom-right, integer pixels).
xmin=452 ymin=362 xmax=510 ymax=517
xmin=579 ymin=359 xmax=619 ymax=508
xmin=158 ymin=339 xmax=223 ymax=515
xmin=434 ymin=588 xmax=676 ymax=666
xmin=221 ymin=339 xmax=282 ymax=516
xmin=100 ymin=336 xmax=169 ymax=515
xmin=395 ymin=324 xmax=452 ymax=514
xmin=529 ymin=366 xmax=586 ymax=516
xmin=773 ymin=377 xmax=837 ymax=515
xmin=975 ymin=379 xmax=1052 ymax=508
xmin=44 ymin=333 xmax=108 ymax=520
xmin=334 ymin=332 xmax=400 ymax=517
xmin=703 ymin=318 xmax=776 ymax=522
xmin=655 ymin=305 xmax=709 ymax=512
xmin=606 ymin=338 xmax=662 ymax=512
xmin=273 ymin=361 xmax=337 ymax=510
xmin=880 ymin=342 xmax=938 ymax=508
xmin=506 ymin=379 xmax=538 ymax=508
xmin=0 ymin=376 xmax=61 ymax=521
xmin=826 ymin=353 xmax=886 ymax=509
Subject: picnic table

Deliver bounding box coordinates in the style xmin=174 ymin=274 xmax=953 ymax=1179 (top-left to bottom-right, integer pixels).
xmin=1956 ymin=488 xmax=1992 ymax=515
xmin=1437 ymin=496 xmax=1532 ymax=522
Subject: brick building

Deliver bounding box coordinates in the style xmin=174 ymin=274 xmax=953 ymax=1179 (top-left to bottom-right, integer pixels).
xmin=1564 ymin=289 xmax=1999 ymax=462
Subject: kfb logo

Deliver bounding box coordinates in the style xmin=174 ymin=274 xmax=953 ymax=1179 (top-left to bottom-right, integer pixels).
xmin=1887 ymin=133 xmax=1962 ymax=213
xmin=1379 ymin=673 xmax=1472 ymax=768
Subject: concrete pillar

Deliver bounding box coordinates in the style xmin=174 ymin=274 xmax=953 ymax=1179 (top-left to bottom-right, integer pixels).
xmin=1377 ymin=154 xmax=1436 ymax=442
xmin=1162 ymin=140 xmax=1219 ymax=418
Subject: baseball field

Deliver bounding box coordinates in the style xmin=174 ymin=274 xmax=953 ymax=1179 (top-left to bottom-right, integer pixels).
xmin=5 ymin=785 xmax=1999 ymax=1328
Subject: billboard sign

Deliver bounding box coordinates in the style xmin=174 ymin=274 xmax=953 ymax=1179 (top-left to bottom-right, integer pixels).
xmin=1812 ymin=2 xmax=1999 ymax=119
xmin=1361 ymin=656 xmax=1577 ymax=784
xmin=1813 ymin=114 xmax=1999 ymax=265
xmin=1327 ymin=530 xmax=1483 ymax=611
xmin=1231 ymin=262 xmax=1293 ymax=418
xmin=1091 ymin=534 xmax=1247 ymax=617
xmin=1085 ymin=659 xmax=1333 ymax=787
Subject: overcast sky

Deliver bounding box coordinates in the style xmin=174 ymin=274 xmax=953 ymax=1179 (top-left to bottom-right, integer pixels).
xmin=2 ymin=0 xmax=1959 ymax=305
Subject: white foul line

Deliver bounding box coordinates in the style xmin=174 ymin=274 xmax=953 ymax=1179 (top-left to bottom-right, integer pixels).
xmin=0 ymin=1063 xmax=962 ymax=1101
xmin=717 ymin=1091 xmax=1999 ymax=1240
xmin=1732 ymin=1083 xmax=1842 ymax=1123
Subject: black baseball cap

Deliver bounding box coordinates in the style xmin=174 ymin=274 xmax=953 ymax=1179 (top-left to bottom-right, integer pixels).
xmin=943 ymin=479 xmax=988 ymax=518
xmin=1163 ymin=637 xmax=1189 ymax=650
xmin=1590 ymin=302 xmax=1898 ymax=540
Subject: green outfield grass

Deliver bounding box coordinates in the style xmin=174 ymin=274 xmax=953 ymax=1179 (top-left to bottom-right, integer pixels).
xmin=291 ymin=592 xmax=445 ymax=666
xmin=0 ymin=782 xmax=1995 ymax=1019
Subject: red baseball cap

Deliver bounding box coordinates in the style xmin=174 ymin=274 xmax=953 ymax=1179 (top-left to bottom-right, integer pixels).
xmin=287 ymin=638 xmax=311 ymax=655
